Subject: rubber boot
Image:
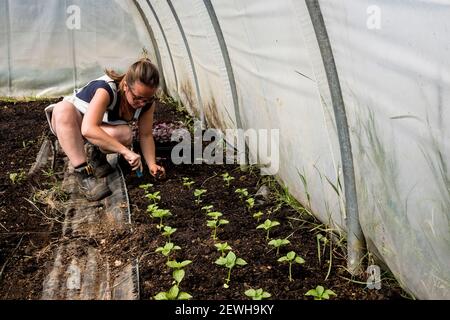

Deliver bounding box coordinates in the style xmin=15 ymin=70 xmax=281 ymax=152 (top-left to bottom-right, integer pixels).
xmin=73 ymin=164 xmax=112 ymax=201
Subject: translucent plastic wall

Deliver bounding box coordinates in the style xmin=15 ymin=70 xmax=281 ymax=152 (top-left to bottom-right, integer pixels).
xmin=1 ymin=0 xmax=449 ymax=299
xmin=0 ymin=0 xmax=152 ymax=96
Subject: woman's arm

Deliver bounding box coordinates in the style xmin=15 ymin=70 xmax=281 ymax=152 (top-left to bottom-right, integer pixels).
xmin=138 ymin=103 xmax=165 ymax=177
xmin=81 ymin=89 xmax=141 ymax=170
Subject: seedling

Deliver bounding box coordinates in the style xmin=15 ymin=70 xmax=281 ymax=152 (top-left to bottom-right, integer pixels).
xmin=316 ymin=233 xmax=329 ymax=265
xmin=139 ymin=183 xmax=153 ymax=193
xmin=207 ymin=212 xmax=229 ymax=241
xmin=154 ymin=285 xmax=192 ymax=300
xmin=194 ymin=189 xmax=207 ymax=204
xmin=166 ymin=259 xmax=192 ymax=270
xmin=244 ymin=288 xmax=271 ymax=300
xmin=221 ymin=172 xmax=234 ymax=187
xmin=201 ymin=205 xmax=214 ymax=214
xmin=252 ymin=211 xmax=264 ymax=222
xmin=215 ymin=242 xmax=232 ymax=257
xmin=162 ymin=226 xmax=177 ymax=242
xmin=235 ymin=188 xmax=248 ymax=201
xmin=215 ymin=251 xmax=247 ymax=288
xmin=146 ymin=191 xmax=161 ymax=204
xmin=151 ymin=208 xmax=172 ymax=229
xmin=305 ymin=285 xmax=336 ymax=300
xmin=268 ymin=238 xmax=291 ymax=256
xmin=277 ymin=251 xmax=305 ymax=282
xmin=182 ymin=177 xmax=195 ymax=189
xmin=246 ymin=198 xmax=255 ymax=211
xmin=166 ymin=259 xmax=192 ymax=285
xmin=146 ymin=204 xmax=159 ymax=215
xmin=256 ymin=219 xmax=280 ymax=240
xmin=155 ymin=242 xmax=181 ymax=261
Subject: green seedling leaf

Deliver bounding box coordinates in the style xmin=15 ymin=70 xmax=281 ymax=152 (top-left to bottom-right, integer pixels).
xmin=256 ymin=219 xmax=281 ymax=240
xmin=221 ymin=172 xmax=235 ymax=187
xmin=215 ymin=242 xmax=232 ymax=257
xmin=155 ymin=242 xmax=181 ymax=261
xmin=215 ymin=251 xmax=247 ymax=288
xmin=173 ymin=269 xmax=185 ymax=284
xmin=268 ymin=238 xmax=291 ymax=255
xmin=305 ymin=285 xmax=336 ymax=300
xmin=194 ymin=189 xmax=207 ymax=204
xmin=201 ymin=205 xmax=214 ymax=213
xmin=253 ymin=211 xmax=264 ymax=222
xmin=207 ymin=211 xmax=223 ymax=219
xmin=139 ymin=183 xmax=153 ymax=193
xmin=235 ymin=188 xmax=249 ymax=200
xmin=146 ymin=191 xmax=161 ymax=204
xmin=162 ymin=226 xmax=177 ymax=241
xmin=167 ymin=260 xmax=192 ymax=269
xmin=245 ymin=288 xmax=271 ymax=300
xmin=278 ymin=251 xmax=305 ymax=282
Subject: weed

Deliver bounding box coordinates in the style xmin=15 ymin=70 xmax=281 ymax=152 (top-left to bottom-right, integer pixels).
xmin=9 ymin=171 xmax=26 ymax=184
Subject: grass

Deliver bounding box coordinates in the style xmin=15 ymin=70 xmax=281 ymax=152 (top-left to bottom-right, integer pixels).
xmin=0 ymin=96 xmax=57 ymax=103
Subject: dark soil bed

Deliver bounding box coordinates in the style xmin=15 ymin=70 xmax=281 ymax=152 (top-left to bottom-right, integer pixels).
xmin=0 ymin=98 xmax=406 ymax=300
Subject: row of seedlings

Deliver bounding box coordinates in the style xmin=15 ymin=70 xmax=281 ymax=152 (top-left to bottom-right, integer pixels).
xmin=229 ymin=172 xmax=337 ymax=300
xmin=139 ymin=183 xmax=193 ymax=300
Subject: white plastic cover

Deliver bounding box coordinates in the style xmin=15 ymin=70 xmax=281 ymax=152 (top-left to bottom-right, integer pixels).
xmin=1 ymin=0 xmax=449 ymax=299
xmin=0 ymin=0 xmax=153 ymax=97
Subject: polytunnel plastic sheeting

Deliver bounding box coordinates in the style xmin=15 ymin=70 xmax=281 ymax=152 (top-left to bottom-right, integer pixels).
xmin=2 ymin=0 xmax=450 ymax=300
xmin=317 ymin=0 xmax=450 ymax=299
xmin=0 ymin=0 xmax=155 ymax=97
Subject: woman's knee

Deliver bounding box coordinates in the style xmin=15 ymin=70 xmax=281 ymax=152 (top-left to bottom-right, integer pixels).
xmin=104 ymin=125 xmax=133 ymax=146
xmin=52 ymin=101 xmax=82 ymax=128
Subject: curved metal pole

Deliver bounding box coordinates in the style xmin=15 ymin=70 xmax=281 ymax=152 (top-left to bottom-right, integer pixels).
xmin=202 ymin=0 xmax=243 ymax=130
xmin=132 ymin=0 xmax=167 ymax=93
xmin=167 ymin=0 xmax=204 ymax=123
xmin=145 ymin=0 xmax=179 ymax=90
xmin=305 ymin=0 xmax=366 ymax=274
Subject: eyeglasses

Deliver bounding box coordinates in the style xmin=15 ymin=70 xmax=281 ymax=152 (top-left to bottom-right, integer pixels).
xmin=127 ymin=83 xmax=157 ymax=105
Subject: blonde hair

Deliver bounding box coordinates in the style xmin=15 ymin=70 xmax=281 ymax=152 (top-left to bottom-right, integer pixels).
xmin=105 ymin=58 xmax=160 ymax=89
xmin=105 ymin=59 xmax=160 ymax=117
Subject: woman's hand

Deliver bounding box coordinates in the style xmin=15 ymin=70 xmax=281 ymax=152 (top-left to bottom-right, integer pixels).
xmin=149 ymin=163 xmax=166 ymax=179
xmin=123 ymin=149 xmax=142 ymax=172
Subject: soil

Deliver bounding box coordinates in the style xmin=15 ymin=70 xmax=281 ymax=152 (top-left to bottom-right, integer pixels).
xmin=0 ymin=98 xmax=407 ymax=300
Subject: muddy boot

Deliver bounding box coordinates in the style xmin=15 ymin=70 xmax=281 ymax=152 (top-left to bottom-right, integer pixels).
xmin=87 ymin=144 xmax=115 ymax=178
xmin=74 ymin=164 xmax=112 ymax=201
